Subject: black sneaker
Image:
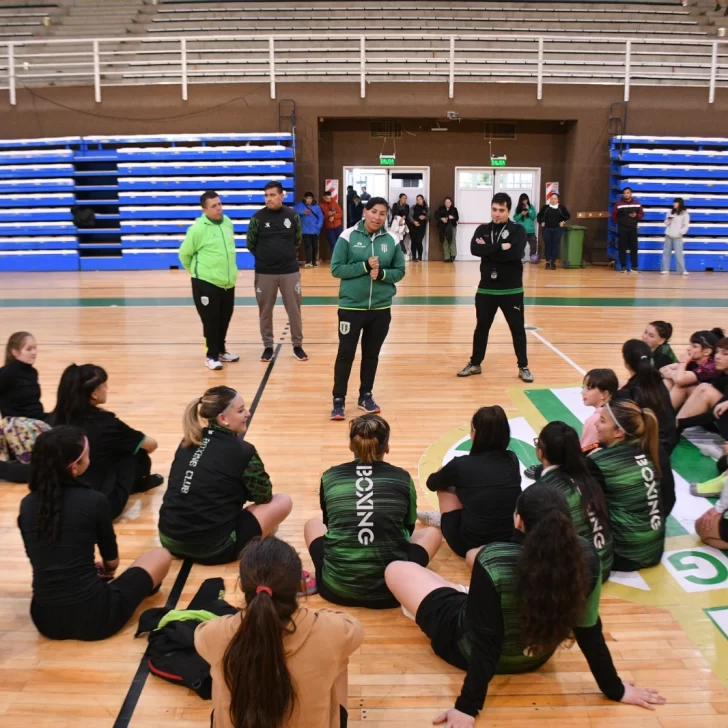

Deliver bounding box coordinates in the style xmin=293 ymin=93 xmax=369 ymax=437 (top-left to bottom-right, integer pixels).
xmin=293 ymin=346 xmax=309 ymax=361
xmin=134 ymin=473 xmax=164 ymax=493
xmin=330 ymin=398 xmax=345 ymax=420
xmin=358 ymin=393 xmax=381 ymax=414
xmin=260 ymin=347 xmax=275 ymax=362
xmin=519 ymin=367 xmax=534 ymax=383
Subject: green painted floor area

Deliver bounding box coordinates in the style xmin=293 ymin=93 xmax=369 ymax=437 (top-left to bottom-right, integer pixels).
xmin=2 ymin=295 xmax=727 ymax=308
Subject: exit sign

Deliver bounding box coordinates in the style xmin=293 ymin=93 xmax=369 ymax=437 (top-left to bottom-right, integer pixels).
xmin=379 ymin=154 xmax=396 ymax=166
xmin=491 ymin=156 xmax=507 ymax=167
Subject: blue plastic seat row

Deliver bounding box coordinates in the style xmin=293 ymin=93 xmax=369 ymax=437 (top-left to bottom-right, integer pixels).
xmin=118 ymin=190 xmax=292 ymax=204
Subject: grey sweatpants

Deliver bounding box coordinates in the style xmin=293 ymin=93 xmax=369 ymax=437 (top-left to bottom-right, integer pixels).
xmin=255 ymin=271 xmax=303 ymax=347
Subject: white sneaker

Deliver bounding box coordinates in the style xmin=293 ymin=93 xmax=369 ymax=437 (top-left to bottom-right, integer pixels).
xmin=219 ymin=351 xmax=240 ymax=362
xmin=660 ymin=271 xmax=669 ymax=275
xmin=682 ymin=271 xmax=690 ymax=276
xmin=206 ymin=358 xmax=223 ymax=370
xmin=417 ymin=510 xmax=442 ymax=528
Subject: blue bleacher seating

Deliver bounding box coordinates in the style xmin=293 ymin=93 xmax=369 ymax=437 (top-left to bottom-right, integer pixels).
xmin=0 ymin=132 xmax=295 ymax=272
xmin=610 ymin=136 xmax=728 ymax=272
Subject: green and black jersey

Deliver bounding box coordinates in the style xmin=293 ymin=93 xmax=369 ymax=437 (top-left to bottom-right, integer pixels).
xmin=159 ymin=424 xmax=273 ymax=559
xmin=539 ymin=467 xmax=614 ymax=579
xmin=452 ymin=532 xmax=622 ymax=717
xmin=588 ymin=442 xmax=665 ymax=570
xmin=320 ymin=459 xmax=417 ymax=605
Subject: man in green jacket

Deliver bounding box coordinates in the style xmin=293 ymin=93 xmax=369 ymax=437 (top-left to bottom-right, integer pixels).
xmin=179 ymin=190 xmax=238 ymax=370
xmin=330 ymin=196 xmax=405 ymax=420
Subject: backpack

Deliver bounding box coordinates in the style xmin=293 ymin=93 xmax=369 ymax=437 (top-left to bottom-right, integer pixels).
xmin=71 ymin=206 xmax=96 ymax=228
xmin=135 ymin=578 xmax=237 ymax=699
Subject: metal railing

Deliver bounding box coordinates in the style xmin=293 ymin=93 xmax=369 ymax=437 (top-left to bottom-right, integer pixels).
xmin=0 ymin=32 xmax=726 ymax=105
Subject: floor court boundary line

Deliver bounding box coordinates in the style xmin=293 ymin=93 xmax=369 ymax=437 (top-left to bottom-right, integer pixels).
xmin=111 ymin=328 xmax=286 ymax=728
xmin=528 ymin=329 xmax=587 ymax=376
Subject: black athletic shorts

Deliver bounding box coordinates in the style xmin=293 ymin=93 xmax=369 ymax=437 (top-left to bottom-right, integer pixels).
xmin=30 ymin=566 xmax=154 ymax=641
xmin=308 ymin=536 xmax=430 ymax=609
xmin=441 ymin=510 xmax=470 ymax=558
xmin=164 ymin=509 xmax=262 ymax=566
xmin=719 ymin=516 xmax=728 ymax=543
xmin=415 ymin=586 xmax=469 ymax=670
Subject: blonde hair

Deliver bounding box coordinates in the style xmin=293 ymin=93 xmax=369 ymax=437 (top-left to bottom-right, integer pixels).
xmin=608 ymin=398 xmax=661 ymax=477
xmin=349 ymin=414 xmax=390 ymax=464
xmin=5 ymin=331 xmax=33 ymax=365
xmin=183 ymin=386 xmax=238 ymax=446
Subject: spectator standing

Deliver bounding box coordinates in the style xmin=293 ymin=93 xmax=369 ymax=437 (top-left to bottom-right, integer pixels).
xmin=514 ymin=193 xmax=538 ymax=263
xmin=360 ymin=185 xmax=371 ymax=202
xmin=246 ymin=181 xmax=308 ymax=363
xmin=537 ymin=192 xmax=570 ymax=270
xmin=435 ymin=196 xmax=459 ymax=262
xmin=662 ymin=197 xmax=690 ymax=276
xmin=320 ymin=190 xmax=343 ymax=257
xmin=611 ymin=187 xmax=644 ymax=274
xmin=409 ymin=194 xmax=429 ymax=262
xmin=390 ymin=194 xmax=410 ymax=256
xmin=293 ymin=192 xmax=324 ymax=268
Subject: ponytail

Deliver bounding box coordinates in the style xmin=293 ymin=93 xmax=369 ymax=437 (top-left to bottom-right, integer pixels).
xmin=607 ymin=398 xmax=662 ymax=478
xmin=182 ymin=386 xmax=238 ymax=447
xmin=622 ymin=339 xmax=664 ymax=416
xmin=29 ymin=427 xmax=87 ymax=544
xmin=52 ymin=363 xmax=107 ymax=425
xmin=515 ymin=482 xmax=589 ymax=656
xmin=223 ymin=538 xmax=300 ymax=728
xmin=536 ymin=422 xmax=610 ymax=534
xmin=349 ymin=414 xmax=390 ymax=464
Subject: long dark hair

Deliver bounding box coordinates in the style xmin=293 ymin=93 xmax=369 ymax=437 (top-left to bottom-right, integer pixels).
xmin=517 ymin=193 xmax=531 ymax=211
xmin=690 ymin=328 xmax=725 ymax=354
xmin=622 ymin=339 xmax=665 ymax=417
xmin=29 ymin=426 xmax=88 ymax=544
xmin=516 ymin=482 xmax=589 ymax=656
xmin=649 ymin=320 xmax=673 ymax=344
xmin=223 ymin=538 xmax=301 ymax=728
xmin=52 ymin=363 xmax=108 ymax=425
xmin=470 ymin=405 xmax=510 ymax=454
xmin=672 ymin=197 xmax=686 ymax=213
xmin=537 ymin=422 xmax=611 ymax=536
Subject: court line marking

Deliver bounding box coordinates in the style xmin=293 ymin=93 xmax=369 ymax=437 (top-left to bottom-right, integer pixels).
xmin=528 ymin=329 xmax=587 ymax=376
xmin=112 ymin=329 xmax=287 ymax=728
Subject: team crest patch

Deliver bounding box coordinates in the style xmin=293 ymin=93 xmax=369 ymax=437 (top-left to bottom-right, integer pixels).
xmin=284 ymin=218 xmax=292 ymax=228
xmin=381 ymin=244 xmax=388 ymax=253
xmin=501 ymin=229 xmax=510 ymax=239
xmin=201 ymin=296 xmax=209 ymax=306
xmin=339 ymin=321 xmax=351 ymax=335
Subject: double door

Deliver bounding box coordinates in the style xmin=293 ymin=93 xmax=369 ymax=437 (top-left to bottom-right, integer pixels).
xmin=455 ymin=168 xmax=540 ymax=261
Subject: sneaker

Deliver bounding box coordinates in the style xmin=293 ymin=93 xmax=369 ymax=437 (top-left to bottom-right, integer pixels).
xmin=629 ymin=269 xmax=640 ymax=274
xmin=219 ymin=351 xmax=240 ymax=362
xmin=304 ymin=263 xmax=313 ymax=268
xmin=313 ymin=262 xmax=319 ymax=267
xmin=660 ymin=271 xmax=669 ymax=276
xmin=206 ymin=358 xmax=223 ymax=370
xmin=330 ymin=397 xmax=345 ymax=421
xmin=682 ymin=271 xmax=690 ymax=276
xmin=417 ymin=510 xmax=442 ymax=528
xmin=260 ymin=347 xmax=275 ymax=362
xmin=519 ymin=367 xmax=534 ymax=383
xmin=358 ymin=393 xmax=381 ymax=414
xmin=689 ymin=474 xmax=726 ymax=499
xmin=524 ymin=464 xmax=539 ymax=480
xmin=457 ymin=362 xmax=482 ymax=377
xmin=134 ymin=473 xmax=165 ymax=493
xmin=620 ymin=269 xmax=627 ymax=274
xmin=297 ymin=571 xmax=318 ymax=597
xmin=293 ymin=346 xmax=309 ymax=361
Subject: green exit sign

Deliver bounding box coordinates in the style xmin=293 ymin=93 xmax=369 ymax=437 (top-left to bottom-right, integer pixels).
xmin=491 ymin=156 xmax=507 ymax=167
xmin=379 ymin=155 xmax=396 ymax=166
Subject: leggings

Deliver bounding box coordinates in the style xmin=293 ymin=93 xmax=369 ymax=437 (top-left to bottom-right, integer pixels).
xmin=409 ymin=224 xmax=427 ymax=260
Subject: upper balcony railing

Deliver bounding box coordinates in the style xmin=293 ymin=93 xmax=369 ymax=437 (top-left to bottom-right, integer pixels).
xmin=0 ymin=32 xmax=726 ymax=106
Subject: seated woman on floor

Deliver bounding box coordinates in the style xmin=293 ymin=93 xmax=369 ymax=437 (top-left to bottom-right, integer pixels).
xmin=50 ymin=363 xmax=163 ymax=518
xmin=384 ymin=482 xmax=665 ymax=727
xmin=418 ymin=405 xmax=521 ymax=557
xmin=304 ymin=414 xmax=441 ymax=609
xmin=158 ymin=385 xmax=293 ymax=566
xmin=18 ymin=426 xmax=170 ymax=641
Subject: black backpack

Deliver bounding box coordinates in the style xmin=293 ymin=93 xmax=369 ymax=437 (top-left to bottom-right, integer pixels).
xmin=135 ymin=578 xmax=237 ymax=699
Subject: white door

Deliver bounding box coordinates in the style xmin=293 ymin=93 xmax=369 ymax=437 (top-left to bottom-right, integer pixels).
xmin=343 ymin=167 xmax=388 ymax=227
xmin=495 ymin=169 xmax=540 ymax=221
xmin=388 ymin=167 xmax=430 ymax=259
xmin=455 ymin=168 xmax=494 ymax=261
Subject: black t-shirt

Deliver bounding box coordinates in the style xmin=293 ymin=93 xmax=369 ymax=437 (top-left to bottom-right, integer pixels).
xmin=70 ymin=409 xmax=146 ymax=491
xmin=0 ymin=359 xmax=44 ymax=420
xmin=426 ymin=450 xmax=521 ymax=547
xmin=159 ymin=425 xmax=272 ymax=551
xmin=18 ymin=482 xmax=118 ymax=606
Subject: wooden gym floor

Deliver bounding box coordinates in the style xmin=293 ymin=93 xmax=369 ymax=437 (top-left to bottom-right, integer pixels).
xmin=1 ymin=263 xmax=728 ymax=727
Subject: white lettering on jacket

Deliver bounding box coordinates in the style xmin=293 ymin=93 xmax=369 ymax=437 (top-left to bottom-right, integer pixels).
xmin=182 ymin=435 xmax=211 ymax=494
xmin=636 ymin=455 xmax=661 ymax=531
xmin=355 ymin=465 xmax=375 ymax=545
